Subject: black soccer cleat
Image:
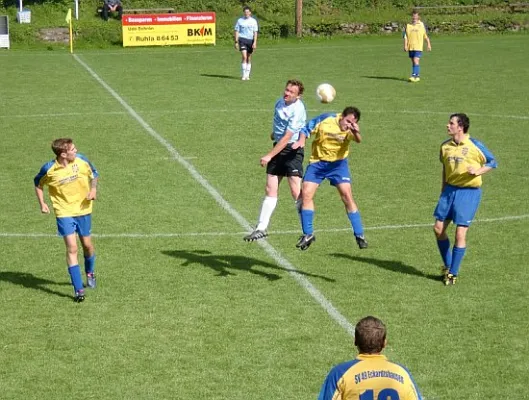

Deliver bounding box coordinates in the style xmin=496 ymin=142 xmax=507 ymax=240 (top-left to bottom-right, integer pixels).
xmin=355 ymin=235 xmax=368 ymax=249
xmin=243 ymin=229 xmax=268 ymax=242
xmin=296 ymin=234 xmax=316 ymax=251
xmin=74 ymin=290 xmax=85 ymax=303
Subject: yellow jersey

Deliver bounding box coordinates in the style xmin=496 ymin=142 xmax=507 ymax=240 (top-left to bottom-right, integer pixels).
xmin=303 ymin=113 xmax=356 ymax=163
xmin=404 ymin=21 xmax=428 ymax=51
xmin=318 ymin=354 xmax=422 ymax=400
xmin=34 ymin=154 xmax=99 ymax=217
xmin=440 ymin=135 xmax=497 ymax=188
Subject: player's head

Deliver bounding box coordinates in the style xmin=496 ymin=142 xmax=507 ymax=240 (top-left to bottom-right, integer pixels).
xmin=448 ymin=113 xmax=470 ymax=134
xmin=243 ymin=6 xmax=252 ymax=17
xmin=411 ymin=10 xmax=420 ymax=23
xmin=339 ymin=106 xmax=361 ymax=131
xmin=52 ymin=138 xmax=77 ymax=161
xmin=354 ymin=316 xmax=387 ymax=354
xmin=283 ymin=79 xmax=304 ymax=104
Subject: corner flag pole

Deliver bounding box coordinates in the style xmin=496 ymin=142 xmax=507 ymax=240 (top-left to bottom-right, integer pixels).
xmin=65 ymin=8 xmax=73 ymax=53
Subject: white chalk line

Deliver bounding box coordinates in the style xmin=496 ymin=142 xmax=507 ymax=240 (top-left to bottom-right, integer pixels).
xmin=71 ymin=53 xmax=357 ymax=337
xmin=2 ymin=213 xmax=527 ymax=239
xmin=1 ymin=109 xmax=528 ymax=121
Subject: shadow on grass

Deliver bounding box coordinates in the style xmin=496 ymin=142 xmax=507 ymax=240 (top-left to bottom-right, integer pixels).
xmin=162 ymin=249 xmax=335 ymax=282
xmin=329 ymin=254 xmax=440 ymax=282
xmin=200 ymin=73 xmax=240 ymax=80
xmin=0 ymin=271 xmax=72 ymax=299
xmin=361 ymin=75 xmax=409 ymax=82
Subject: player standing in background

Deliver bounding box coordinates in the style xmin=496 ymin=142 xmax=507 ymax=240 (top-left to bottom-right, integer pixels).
xmin=434 ymin=113 xmax=497 ymax=285
xmin=34 ymin=138 xmax=99 ymax=302
xmin=244 ymin=79 xmax=307 ymax=242
xmin=234 ymin=5 xmax=258 ymax=81
xmin=295 ymin=107 xmax=367 ymax=251
xmin=318 ymin=316 xmax=423 ymax=400
xmin=403 ymin=10 xmax=431 ymax=82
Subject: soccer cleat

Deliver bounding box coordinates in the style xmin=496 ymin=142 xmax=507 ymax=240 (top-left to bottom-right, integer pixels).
xmin=441 ymin=267 xmax=449 ymax=282
xmin=296 ymin=234 xmax=316 ymax=251
xmin=444 ymin=273 xmax=457 ymax=286
xmin=74 ymin=289 xmax=85 ymax=303
xmin=243 ymin=229 xmax=268 ymax=242
xmin=86 ymin=273 xmax=96 ymax=289
xmin=355 ymin=235 xmax=368 ymax=249
xmin=414 ymin=76 xmax=421 ymax=82
xmin=408 ymin=76 xmax=416 ymax=82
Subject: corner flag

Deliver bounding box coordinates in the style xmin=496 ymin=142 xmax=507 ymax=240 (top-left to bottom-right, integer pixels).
xmin=65 ymin=8 xmax=73 ymax=53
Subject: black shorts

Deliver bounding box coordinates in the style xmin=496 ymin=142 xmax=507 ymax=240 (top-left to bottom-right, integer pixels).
xmin=266 ymin=144 xmax=304 ymax=178
xmin=238 ymin=38 xmax=254 ymax=54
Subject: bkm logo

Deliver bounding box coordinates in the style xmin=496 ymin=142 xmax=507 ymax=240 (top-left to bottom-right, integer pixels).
xmin=187 ymin=26 xmax=212 ymax=36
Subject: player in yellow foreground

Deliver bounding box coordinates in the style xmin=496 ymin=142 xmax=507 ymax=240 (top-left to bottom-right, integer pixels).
xmin=318 ymin=316 xmax=423 ymax=400
xmin=403 ymin=10 xmax=432 ymax=82
xmin=34 ymin=138 xmax=99 ymax=302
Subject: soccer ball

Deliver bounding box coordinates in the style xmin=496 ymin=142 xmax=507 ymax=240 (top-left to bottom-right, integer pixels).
xmin=316 ymin=83 xmax=336 ymax=104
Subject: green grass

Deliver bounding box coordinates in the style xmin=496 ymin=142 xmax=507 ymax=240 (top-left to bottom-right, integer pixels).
xmin=0 ymin=35 xmax=528 ymax=399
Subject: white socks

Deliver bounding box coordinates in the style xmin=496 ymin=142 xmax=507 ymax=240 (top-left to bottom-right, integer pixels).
xmin=241 ymin=63 xmax=252 ymax=79
xmin=256 ymin=196 xmax=277 ymax=231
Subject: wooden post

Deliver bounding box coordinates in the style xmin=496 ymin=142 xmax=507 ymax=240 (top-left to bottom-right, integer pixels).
xmin=295 ymin=0 xmax=302 ymax=37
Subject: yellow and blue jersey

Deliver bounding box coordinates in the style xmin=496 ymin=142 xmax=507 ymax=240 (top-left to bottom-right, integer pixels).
xmin=440 ymin=135 xmax=497 ymax=188
xmin=302 ymin=113 xmax=355 ymax=163
xmin=403 ymin=21 xmax=428 ymax=51
xmin=34 ymin=154 xmax=99 ymax=217
xmin=318 ymin=354 xmax=423 ymax=400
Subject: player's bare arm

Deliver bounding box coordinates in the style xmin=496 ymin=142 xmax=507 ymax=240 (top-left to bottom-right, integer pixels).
xmin=467 ymin=165 xmax=492 ymax=176
xmin=35 ymin=186 xmax=50 ymax=214
xmin=260 ymin=130 xmax=294 ymax=167
xmin=87 ymin=177 xmax=98 ymax=200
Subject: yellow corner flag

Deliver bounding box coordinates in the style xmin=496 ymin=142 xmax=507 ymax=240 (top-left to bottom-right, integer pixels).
xmin=65 ymin=8 xmax=73 ymax=54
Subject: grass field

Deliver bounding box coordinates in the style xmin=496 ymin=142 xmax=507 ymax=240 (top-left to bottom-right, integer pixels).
xmin=0 ymin=34 xmax=528 ymax=400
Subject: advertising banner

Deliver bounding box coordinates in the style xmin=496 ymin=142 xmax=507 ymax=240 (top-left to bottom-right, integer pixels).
xmin=122 ymin=12 xmax=215 ymax=47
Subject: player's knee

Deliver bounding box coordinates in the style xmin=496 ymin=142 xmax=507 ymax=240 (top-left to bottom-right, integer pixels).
xmin=67 ymin=243 xmax=79 ymax=254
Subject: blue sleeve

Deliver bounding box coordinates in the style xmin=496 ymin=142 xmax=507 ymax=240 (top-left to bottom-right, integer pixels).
xmin=77 ymin=154 xmax=100 ymax=178
xmin=301 ymin=113 xmax=337 ymax=137
xmin=317 ymin=360 xmax=357 ymax=400
xmin=34 ymin=161 xmax=54 ymax=187
xmin=393 ymin=362 xmax=423 ymax=400
xmin=470 ymin=138 xmax=497 ymax=168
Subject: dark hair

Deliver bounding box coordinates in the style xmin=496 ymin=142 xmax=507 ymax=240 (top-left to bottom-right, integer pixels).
xmin=51 ymin=138 xmax=73 ymax=157
xmin=354 ymin=316 xmax=386 ymax=354
xmin=450 ymin=113 xmax=470 ymax=133
xmin=412 ymin=9 xmax=419 ymax=15
xmin=342 ymin=106 xmax=361 ymax=122
xmin=286 ymin=79 xmax=304 ymax=96
xmin=243 ymin=5 xmax=251 ymax=12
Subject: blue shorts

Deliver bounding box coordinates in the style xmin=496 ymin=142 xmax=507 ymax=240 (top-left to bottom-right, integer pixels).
xmin=56 ymin=214 xmax=92 ymax=237
xmin=303 ymin=159 xmax=351 ymax=186
xmin=408 ymin=50 xmax=422 ymax=59
xmin=433 ymin=185 xmax=482 ymax=227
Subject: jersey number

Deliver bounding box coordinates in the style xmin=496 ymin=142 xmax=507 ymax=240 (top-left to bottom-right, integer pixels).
xmin=360 ymin=389 xmax=400 ymax=400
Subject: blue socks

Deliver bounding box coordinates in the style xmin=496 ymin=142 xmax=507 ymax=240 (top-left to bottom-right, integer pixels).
xmin=437 ymin=239 xmax=452 ymax=268
xmin=300 ymin=209 xmax=314 ymax=235
xmin=347 ymin=211 xmax=364 ymax=237
xmin=84 ymin=254 xmax=96 ymax=275
xmin=450 ymin=247 xmax=466 ymax=276
xmin=412 ymin=64 xmax=420 ymax=76
xmin=68 ymin=265 xmax=84 ymax=292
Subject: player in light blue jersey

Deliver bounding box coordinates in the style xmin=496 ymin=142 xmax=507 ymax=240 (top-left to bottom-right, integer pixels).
xmin=434 ymin=113 xmax=497 ymax=285
xmin=234 ymin=6 xmax=258 ymax=80
xmin=244 ymin=79 xmax=307 ymax=242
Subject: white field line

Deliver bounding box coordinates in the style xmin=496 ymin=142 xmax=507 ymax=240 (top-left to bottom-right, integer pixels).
xmin=72 ymin=54 xmax=357 ymax=337
xmin=1 ymin=109 xmax=528 ymax=121
xmin=2 ymin=213 xmax=527 ymax=239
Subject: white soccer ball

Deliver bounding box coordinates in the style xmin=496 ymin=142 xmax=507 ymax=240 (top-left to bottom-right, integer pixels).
xmin=316 ymin=83 xmax=336 ymax=104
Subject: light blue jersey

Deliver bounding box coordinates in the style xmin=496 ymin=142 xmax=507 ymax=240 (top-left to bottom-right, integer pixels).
xmin=234 ymin=16 xmax=258 ymax=40
xmin=272 ymin=98 xmax=307 ymax=143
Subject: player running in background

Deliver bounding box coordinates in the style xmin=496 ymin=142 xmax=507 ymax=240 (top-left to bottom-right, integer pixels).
xmin=34 ymin=138 xmax=99 ymax=302
xmin=403 ymin=10 xmax=431 ymax=82
xmin=434 ymin=113 xmax=497 ymax=285
xmin=318 ymin=316 xmax=423 ymax=400
xmin=244 ymin=79 xmax=307 ymax=242
xmin=234 ymin=6 xmax=258 ymax=81
xmin=296 ymin=107 xmax=367 ymax=251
